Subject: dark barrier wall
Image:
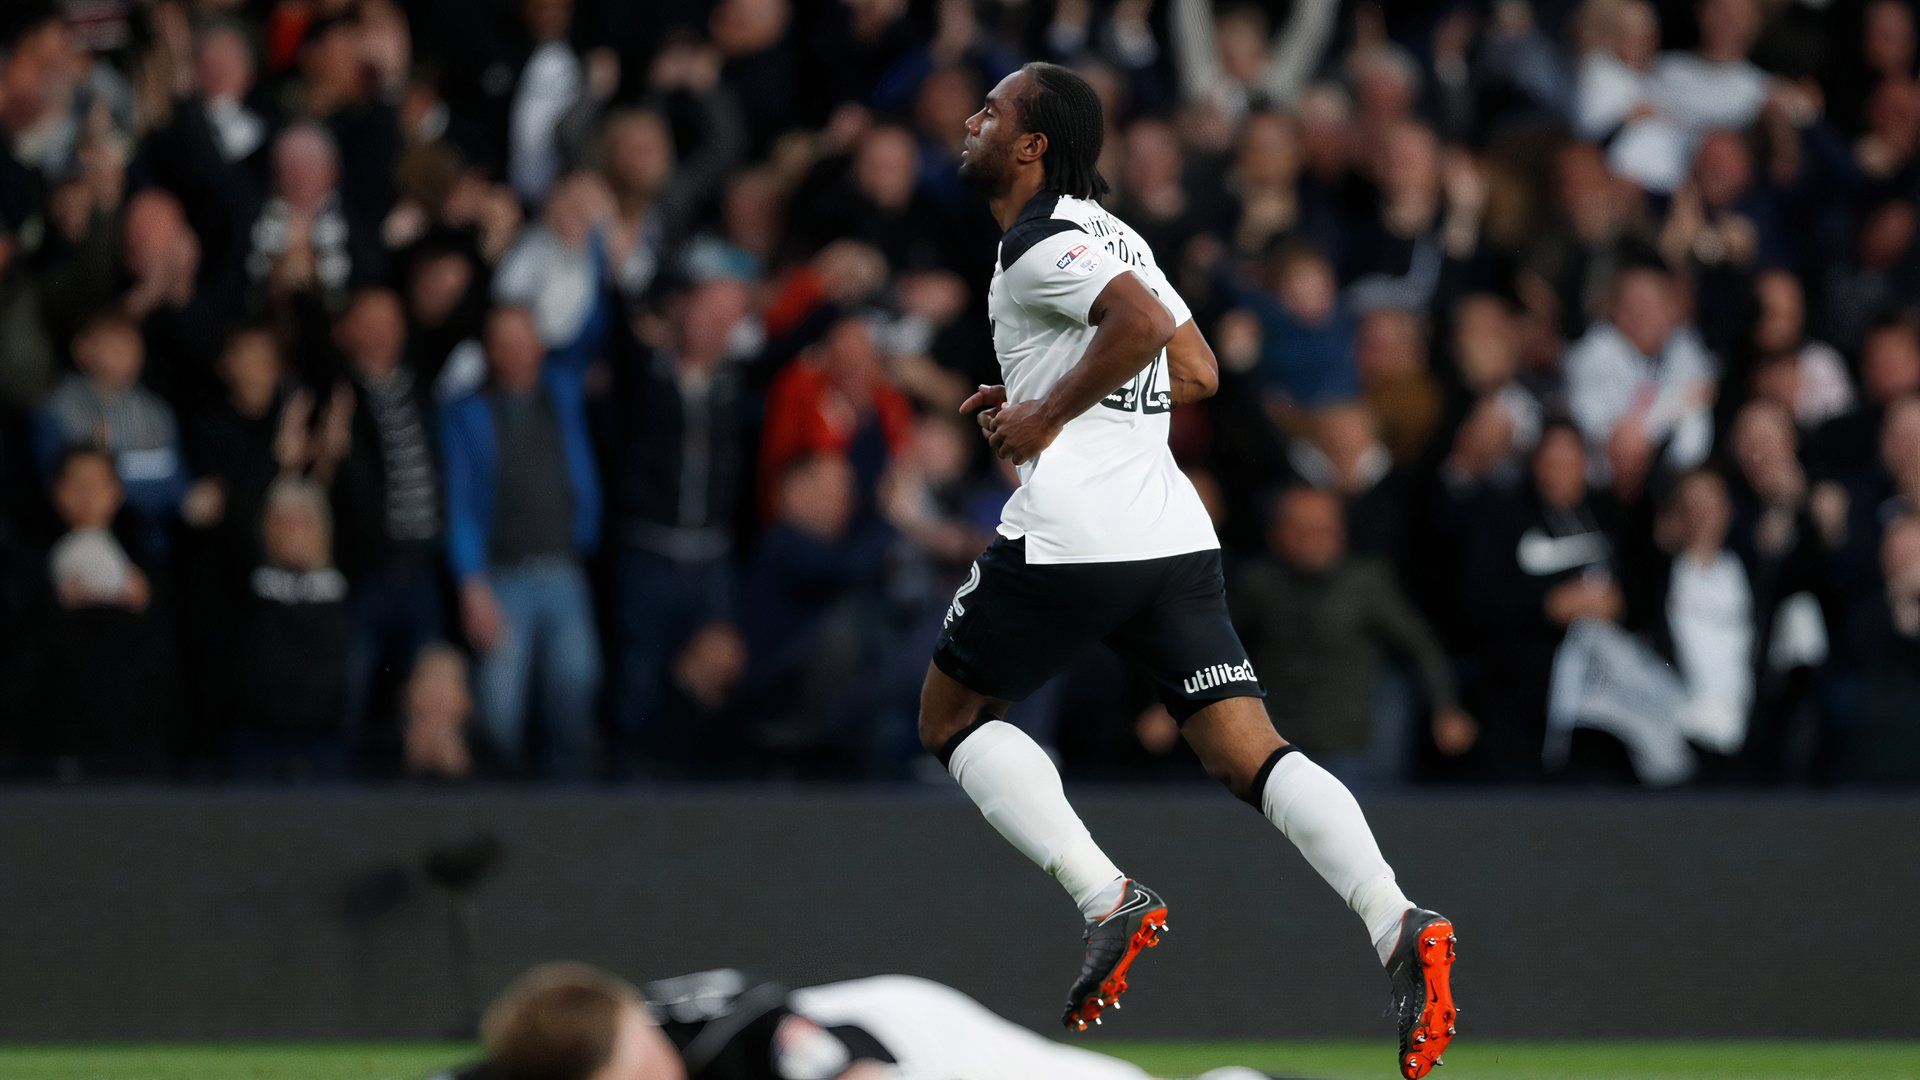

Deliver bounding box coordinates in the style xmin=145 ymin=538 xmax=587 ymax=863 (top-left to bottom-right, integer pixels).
xmin=1 ymin=789 xmax=1916 ymax=1041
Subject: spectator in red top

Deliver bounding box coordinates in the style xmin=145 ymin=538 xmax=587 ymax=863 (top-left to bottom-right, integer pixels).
xmin=758 ymin=314 xmax=913 ymax=521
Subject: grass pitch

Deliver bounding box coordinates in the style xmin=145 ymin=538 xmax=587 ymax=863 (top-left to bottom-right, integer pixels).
xmin=1 ymin=1041 xmax=1916 ymax=1079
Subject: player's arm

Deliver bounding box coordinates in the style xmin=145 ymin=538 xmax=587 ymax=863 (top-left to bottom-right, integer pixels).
xmin=1165 ymin=318 xmax=1218 ymax=405
xmin=987 ymin=272 xmax=1174 ymax=464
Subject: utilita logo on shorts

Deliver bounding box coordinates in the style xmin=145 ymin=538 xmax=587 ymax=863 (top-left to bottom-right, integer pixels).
xmin=1182 ymin=660 xmax=1258 ymax=694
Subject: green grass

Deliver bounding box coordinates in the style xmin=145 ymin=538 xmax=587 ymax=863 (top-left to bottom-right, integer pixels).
xmin=2 ymin=1041 xmax=1917 ymax=1080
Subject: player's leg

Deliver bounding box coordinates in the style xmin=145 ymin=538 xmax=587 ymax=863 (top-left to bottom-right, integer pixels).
xmin=920 ymin=662 xmax=1126 ymax=920
xmin=1179 ymin=698 xmax=1414 ymax=960
xmin=1182 ymin=699 xmax=1457 ymax=1078
xmin=925 ymin=540 xmax=1169 ymax=1030
xmin=1111 ymin=552 xmax=1458 ymax=1079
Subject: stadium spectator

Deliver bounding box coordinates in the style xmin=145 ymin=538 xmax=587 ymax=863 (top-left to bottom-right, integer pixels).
xmin=231 ymin=476 xmax=352 ymax=781
xmin=1563 ymin=262 xmax=1718 ymax=494
xmin=330 ymin=288 xmax=445 ymax=759
xmin=1218 ymin=243 xmax=1358 ymax=413
xmin=1443 ymin=293 xmax=1546 ymax=481
xmin=33 ymin=312 xmax=202 ymax=562
xmin=1519 ymin=140 xmax=1653 ymax=343
xmin=1353 ymin=306 xmax=1443 ymax=467
xmin=737 ymin=453 xmax=892 ymax=774
xmin=1827 ymin=512 xmax=1920 ymax=783
xmin=1225 ymin=109 xmax=1339 ymax=261
xmin=606 ymin=277 xmax=758 ymax=765
xmin=138 ymin=25 xmax=267 ymax=362
xmin=1722 ymin=399 xmax=1834 ymax=779
xmin=47 ymin=447 xmax=146 ymax=614
xmin=120 ymin=189 xmax=239 ymax=412
xmin=1652 ymin=469 xmax=1758 ymax=764
xmin=293 ymin=7 xmax=404 ymax=229
xmin=440 ymin=305 xmax=603 ymax=781
xmin=177 ymin=326 xmax=293 ymax=751
xmin=401 ymin=232 xmax=495 ymax=384
xmin=1231 ymin=487 xmax=1470 ymax=784
xmin=1817 ymin=198 xmax=1920 ymax=356
xmin=1168 ymin=0 xmax=1338 ymax=119
xmin=26 ymin=447 xmax=178 ymax=778
xmin=1284 ymin=402 xmax=1406 ymax=563
xmin=1443 ymin=423 xmax=1627 ymax=781
xmin=597 ymin=77 xmax=747 ymax=300
xmin=1809 ymin=313 xmax=1920 ymax=481
xmin=492 ymin=172 xmax=615 ymax=351
xmin=757 ymin=314 xmax=912 ymax=519
xmin=1743 ymin=269 xmax=1854 ymax=432
xmin=0 ymin=228 xmax=55 ymax=413
xmin=247 ymin=123 xmax=383 ymax=311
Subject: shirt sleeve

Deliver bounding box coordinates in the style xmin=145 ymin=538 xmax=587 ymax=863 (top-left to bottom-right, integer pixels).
xmin=1003 ymin=227 xmax=1134 ymax=326
xmin=1155 ymin=277 xmax=1194 ymax=327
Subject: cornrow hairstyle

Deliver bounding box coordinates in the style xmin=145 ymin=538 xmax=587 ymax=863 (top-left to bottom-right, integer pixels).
xmin=1019 ymin=62 xmax=1110 ymax=201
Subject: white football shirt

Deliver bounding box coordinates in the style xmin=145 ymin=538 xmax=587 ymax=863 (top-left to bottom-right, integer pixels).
xmin=987 ymin=192 xmax=1218 ymax=564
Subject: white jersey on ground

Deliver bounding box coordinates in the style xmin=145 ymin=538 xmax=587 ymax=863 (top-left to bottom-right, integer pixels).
xmin=988 ymin=192 xmax=1218 ymax=564
xmin=790 ymin=975 xmax=1149 ymax=1080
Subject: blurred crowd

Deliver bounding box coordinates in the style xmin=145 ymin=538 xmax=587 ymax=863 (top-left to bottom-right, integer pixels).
xmin=1 ymin=0 xmax=1918 ymax=788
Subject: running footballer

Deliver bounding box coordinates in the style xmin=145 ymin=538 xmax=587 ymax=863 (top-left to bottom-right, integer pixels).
xmin=920 ymin=62 xmax=1459 ymax=1079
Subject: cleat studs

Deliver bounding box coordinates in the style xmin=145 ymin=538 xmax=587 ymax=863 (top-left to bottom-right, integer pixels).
xmin=1111 ymin=1000 xmax=1121 ymax=1010
xmin=1414 ymin=1034 xmax=1427 ymax=1044
xmin=1093 ymin=1017 xmax=1102 ymax=1026
xmin=1424 ymin=937 xmax=1436 ymax=947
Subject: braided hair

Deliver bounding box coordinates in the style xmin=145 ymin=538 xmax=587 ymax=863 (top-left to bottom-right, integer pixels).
xmin=1019 ymin=62 xmax=1110 ymax=201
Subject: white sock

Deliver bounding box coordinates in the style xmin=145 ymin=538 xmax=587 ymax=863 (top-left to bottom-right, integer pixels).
xmin=1260 ymin=751 xmax=1415 ymax=965
xmin=946 ymin=720 xmax=1126 ymax=920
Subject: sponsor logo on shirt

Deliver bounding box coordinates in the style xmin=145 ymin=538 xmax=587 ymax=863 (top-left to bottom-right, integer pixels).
xmin=1181 ymin=660 xmax=1258 ymax=695
xmin=1056 ymin=244 xmax=1101 ymax=275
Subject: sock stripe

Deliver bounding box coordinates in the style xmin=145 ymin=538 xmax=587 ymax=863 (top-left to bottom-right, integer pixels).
xmin=936 ymin=717 xmax=997 ymax=768
xmin=1241 ymin=744 xmax=1301 ymax=808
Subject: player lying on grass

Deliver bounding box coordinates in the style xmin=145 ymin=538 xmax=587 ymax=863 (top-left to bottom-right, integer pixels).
xmin=926 ymin=61 xmax=1456 ymax=1078
xmin=437 ymin=961 xmax=1288 ymax=1080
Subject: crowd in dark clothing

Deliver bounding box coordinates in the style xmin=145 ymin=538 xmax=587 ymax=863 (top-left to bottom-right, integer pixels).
xmin=1 ymin=0 xmax=1918 ymax=788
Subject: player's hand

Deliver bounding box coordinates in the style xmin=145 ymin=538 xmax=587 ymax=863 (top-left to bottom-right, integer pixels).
xmin=985 ymin=399 xmax=1062 ymax=465
xmin=959 ymin=383 xmax=1007 ymax=417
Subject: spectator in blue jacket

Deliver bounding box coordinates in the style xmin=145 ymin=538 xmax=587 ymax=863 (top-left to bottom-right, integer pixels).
xmin=1219 ymin=245 xmax=1360 ymax=412
xmin=438 ymin=277 xmax=607 ymax=779
xmin=33 ymin=312 xmax=205 ymax=563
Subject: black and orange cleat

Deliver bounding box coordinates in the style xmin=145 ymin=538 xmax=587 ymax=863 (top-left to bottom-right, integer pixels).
xmin=1061 ymin=880 xmax=1168 ymax=1032
xmin=1386 ymin=908 xmax=1458 ymax=1079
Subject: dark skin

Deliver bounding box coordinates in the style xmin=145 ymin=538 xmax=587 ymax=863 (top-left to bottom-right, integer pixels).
xmin=924 ymin=69 xmax=1281 ymax=800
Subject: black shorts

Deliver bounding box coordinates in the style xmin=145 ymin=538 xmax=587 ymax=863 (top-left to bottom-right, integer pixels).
xmin=932 ymin=537 xmax=1264 ymax=722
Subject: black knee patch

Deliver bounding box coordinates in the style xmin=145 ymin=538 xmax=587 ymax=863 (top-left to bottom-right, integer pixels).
xmin=933 ymin=717 xmax=996 ymax=768
xmin=1235 ymin=744 xmax=1300 ymax=808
